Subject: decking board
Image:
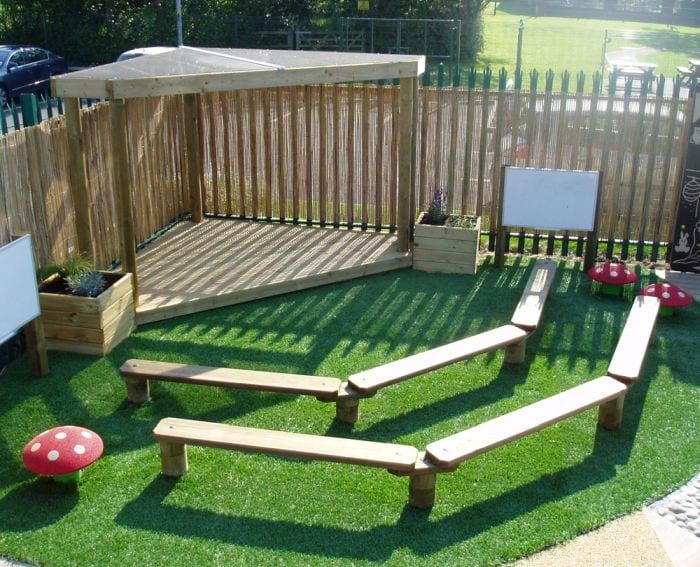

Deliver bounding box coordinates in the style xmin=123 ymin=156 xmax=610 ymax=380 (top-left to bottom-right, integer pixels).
xmin=136 ymin=219 xmax=411 ymax=323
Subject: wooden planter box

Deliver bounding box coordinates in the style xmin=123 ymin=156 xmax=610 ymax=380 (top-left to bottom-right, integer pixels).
xmin=413 ymin=213 xmax=481 ymax=275
xmin=39 ymin=272 xmax=135 ymax=356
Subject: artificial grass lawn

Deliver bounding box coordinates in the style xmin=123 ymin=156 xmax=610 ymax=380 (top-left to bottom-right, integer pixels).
xmin=1 ymin=258 xmax=698 ymax=566
xmin=478 ymin=2 xmax=700 ymax=87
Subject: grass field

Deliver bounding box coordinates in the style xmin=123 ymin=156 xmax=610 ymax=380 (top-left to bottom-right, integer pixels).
xmin=475 ymin=2 xmax=700 ymax=88
xmin=0 ymin=259 xmax=698 ymax=566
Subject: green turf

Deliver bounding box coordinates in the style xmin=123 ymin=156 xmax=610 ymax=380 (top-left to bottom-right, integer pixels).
xmin=476 ymin=2 xmax=700 ymax=88
xmin=0 ymin=258 xmax=698 ymax=566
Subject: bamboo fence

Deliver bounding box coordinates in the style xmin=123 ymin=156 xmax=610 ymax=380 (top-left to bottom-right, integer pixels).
xmin=0 ymin=77 xmax=692 ymax=268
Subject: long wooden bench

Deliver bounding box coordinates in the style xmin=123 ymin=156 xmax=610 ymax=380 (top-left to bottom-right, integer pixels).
xmin=120 ymin=359 xmax=342 ymax=403
xmin=153 ymin=417 xmax=442 ymax=508
xmin=607 ymin=296 xmax=660 ymax=385
xmin=425 ymin=376 xmax=628 ymax=468
xmin=348 ymin=325 xmax=528 ymax=394
xmin=505 ymin=259 xmax=558 ymax=363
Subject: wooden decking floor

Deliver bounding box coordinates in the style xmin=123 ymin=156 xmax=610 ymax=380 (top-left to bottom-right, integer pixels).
xmin=135 ymin=218 xmax=411 ymax=324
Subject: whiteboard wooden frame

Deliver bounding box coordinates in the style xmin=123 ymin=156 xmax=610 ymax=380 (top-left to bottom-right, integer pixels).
xmin=0 ymin=235 xmax=40 ymax=344
xmin=495 ymin=166 xmax=602 ymax=270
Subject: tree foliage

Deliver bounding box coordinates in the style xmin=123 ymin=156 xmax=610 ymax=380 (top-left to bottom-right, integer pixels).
xmin=0 ymin=0 xmax=488 ymax=65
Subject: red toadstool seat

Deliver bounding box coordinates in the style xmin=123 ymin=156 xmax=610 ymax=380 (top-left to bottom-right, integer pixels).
xmin=640 ymin=283 xmax=693 ymax=314
xmin=22 ymin=426 xmax=104 ymax=477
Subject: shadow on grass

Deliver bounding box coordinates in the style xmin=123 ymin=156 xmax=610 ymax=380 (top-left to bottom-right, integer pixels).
xmin=113 ymin=424 xmax=637 ymax=561
xmin=1 ymin=478 xmax=79 ymax=531
xmin=113 ymin=318 xmax=655 ymax=560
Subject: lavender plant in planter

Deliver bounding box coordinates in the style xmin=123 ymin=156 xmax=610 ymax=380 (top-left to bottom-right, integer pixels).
xmin=413 ymin=190 xmax=481 ymax=275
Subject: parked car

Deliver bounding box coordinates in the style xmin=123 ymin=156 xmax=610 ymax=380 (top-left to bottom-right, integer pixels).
xmin=116 ymin=46 xmax=175 ymax=62
xmin=0 ymin=45 xmax=67 ymax=107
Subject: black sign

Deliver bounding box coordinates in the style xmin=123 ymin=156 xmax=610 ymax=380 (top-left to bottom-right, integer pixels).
xmin=670 ymin=84 xmax=700 ymax=272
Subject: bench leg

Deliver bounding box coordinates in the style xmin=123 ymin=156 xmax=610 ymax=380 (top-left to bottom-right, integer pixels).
xmin=505 ymin=339 xmax=526 ymax=364
xmin=159 ymin=441 xmax=188 ymax=477
xmin=336 ymin=398 xmax=360 ymax=424
xmin=409 ymin=473 xmax=436 ymax=509
xmin=598 ymin=395 xmax=625 ymax=431
xmin=125 ymin=377 xmax=150 ymax=404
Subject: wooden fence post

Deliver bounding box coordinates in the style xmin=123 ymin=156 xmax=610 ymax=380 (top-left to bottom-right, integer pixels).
xmin=109 ymin=98 xmax=139 ymax=307
xmin=64 ymin=97 xmax=94 ymax=259
xmin=397 ymin=77 xmax=415 ymax=252
xmin=183 ymin=93 xmax=203 ymax=222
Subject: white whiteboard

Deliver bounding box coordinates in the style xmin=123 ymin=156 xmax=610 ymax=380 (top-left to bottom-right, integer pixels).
xmin=502 ymin=167 xmax=599 ymax=231
xmin=0 ymin=235 xmax=41 ymax=345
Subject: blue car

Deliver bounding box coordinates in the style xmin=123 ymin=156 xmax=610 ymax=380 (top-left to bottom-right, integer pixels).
xmin=0 ymin=45 xmax=67 ymax=107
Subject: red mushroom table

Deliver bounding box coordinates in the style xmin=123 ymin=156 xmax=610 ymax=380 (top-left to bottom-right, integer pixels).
xmin=588 ymin=262 xmax=638 ymax=296
xmin=22 ymin=426 xmax=104 ymax=483
xmin=640 ymin=283 xmax=693 ymax=316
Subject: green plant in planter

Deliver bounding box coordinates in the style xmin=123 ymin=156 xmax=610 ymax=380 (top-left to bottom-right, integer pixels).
xmin=38 ymin=254 xmax=107 ymax=298
xmin=66 ymin=270 xmax=107 ymax=297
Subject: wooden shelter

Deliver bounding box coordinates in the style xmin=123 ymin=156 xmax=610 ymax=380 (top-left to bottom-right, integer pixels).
xmin=52 ymin=47 xmax=425 ymax=322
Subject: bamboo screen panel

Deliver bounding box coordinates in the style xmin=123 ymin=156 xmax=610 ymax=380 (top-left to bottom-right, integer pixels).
xmin=198 ymin=82 xmax=689 ymax=252
xmin=0 ymin=119 xmax=75 ymax=267
xmin=199 ymin=84 xmax=401 ymax=230
xmin=0 ymin=97 xmax=188 ymax=268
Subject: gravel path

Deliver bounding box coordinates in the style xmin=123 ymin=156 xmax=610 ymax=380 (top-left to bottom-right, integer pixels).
xmin=650 ymin=472 xmax=700 ymax=538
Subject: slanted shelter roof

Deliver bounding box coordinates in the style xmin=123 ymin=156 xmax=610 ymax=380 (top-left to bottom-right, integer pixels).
xmin=52 ymin=46 xmax=426 ymax=100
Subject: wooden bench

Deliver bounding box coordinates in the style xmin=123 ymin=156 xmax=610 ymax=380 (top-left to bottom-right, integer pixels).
xmin=506 ymin=259 xmax=558 ymax=363
xmin=153 ymin=417 xmax=442 ymax=508
xmin=425 ymin=376 xmax=628 ymax=468
xmin=120 ymin=359 xmax=342 ymax=403
xmin=347 ymin=325 xmax=528 ymax=394
xmin=607 ymin=296 xmax=660 ymax=385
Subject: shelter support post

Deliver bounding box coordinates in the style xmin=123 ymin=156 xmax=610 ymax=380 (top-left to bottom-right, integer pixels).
xmin=109 ymin=98 xmax=139 ymax=307
xmin=64 ymin=98 xmax=94 ymax=260
xmin=397 ymin=77 xmax=415 ymax=252
xmin=184 ymin=93 xmax=203 ymax=222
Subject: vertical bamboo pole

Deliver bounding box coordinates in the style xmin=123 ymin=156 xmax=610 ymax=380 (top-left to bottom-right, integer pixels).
xmin=64 ymin=97 xmax=94 ymax=258
xmin=221 ymin=93 xmax=233 ymax=216
xmin=183 ymin=93 xmax=202 ymax=222
xmin=347 ymin=85 xmax=356 ymax=229
xmin=375 ymin=86 xmax=384 ymax=229
xmin=263 ymin=89 xmax=273 ymax=219
xmin=460 ymin=82 xmax=475 ymax=214
xmin=332 ymin=85 xmax=341 ymax=227
xmin=397 ymin=77 xmax=415 ymax=252
xmin=361 ymin=84 xmax=370 ymax=229
xmin=418 ymin=86 xmax=430 ymax=211
xmin=109 ymin=98 xmax=139 ymax=306
xmin=207 ymin=93 xmax=220 ymax=214
xmin=305 ymin=86 xmax=313 ymax=223
xmin=290 ymin=86 xmax=300 ymax=222
xmin=277 ymin=88 xmax=287 ymax=222
xmin=319 ymin=85 xmax=327 ymax=226
xmin=248 ymin=90 xmax=260 ymax=219
xmin=446 ymin=84 xmax=460 ymax=212
xmin=234 ymin=91 xmax=247 ymax=217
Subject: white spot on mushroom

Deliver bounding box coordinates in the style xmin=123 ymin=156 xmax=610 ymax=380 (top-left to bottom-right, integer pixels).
xmin=30 ymin=443 xmax=41 ymax=452
xmin=679 ymin=292 xmax=686 ymax=298
xmin=47 ymin=450 xmax=60 ymax=462
xmin=74 ymin=444 xmax=86 ymax=455
xmin=648 ymin=286 xmax=655 ymax=292
xmin=611 ymin=271 xmax=619 ymax=277
xmin=624 ymin=269 xmax=630 ymax=275
xmin=81 ymin=431 xmax=92 ymax=439
xmin=662 ymin=292 xmax=671 ymax=299
xmin=55 ymin=432 xmax=67 ymax=440
xmin=596 ymin=267 xmax=603 ymax=273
